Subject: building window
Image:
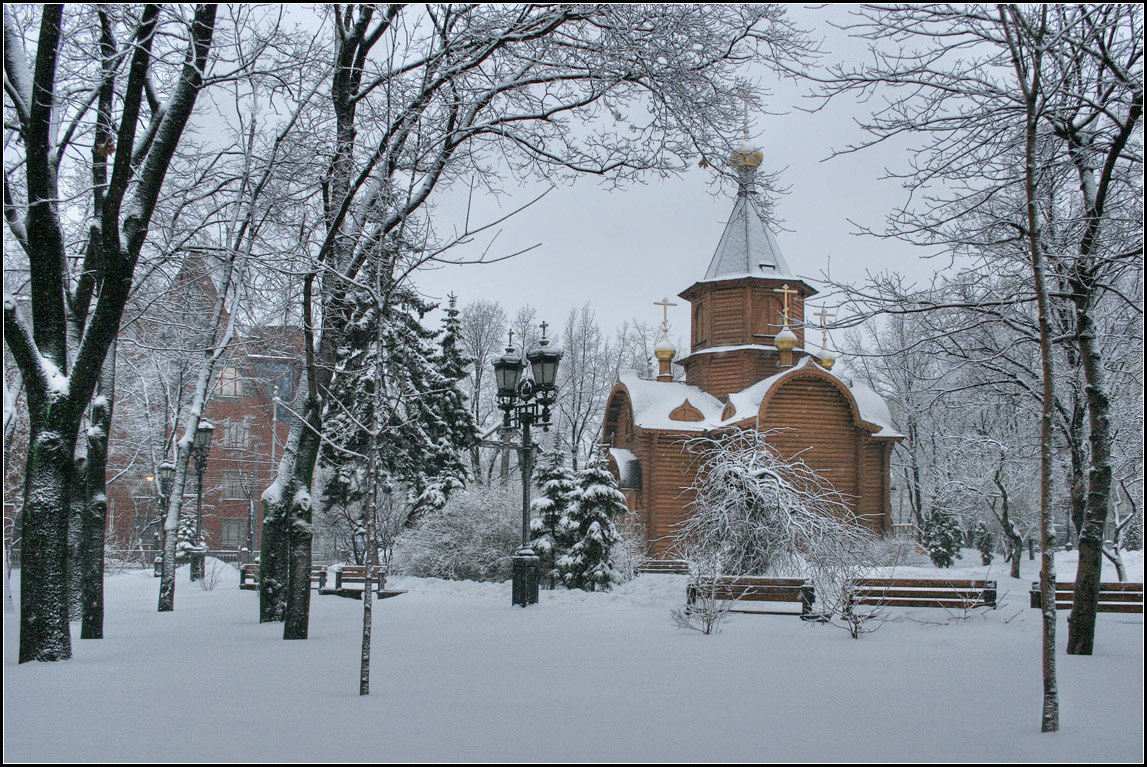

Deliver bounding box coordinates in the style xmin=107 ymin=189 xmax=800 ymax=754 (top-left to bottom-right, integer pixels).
xmin=217 ymin=366 xmax=243 ymax=397
xmin=221 ymin=420 xmax=250 ymax=451
xmin=220 ymin=518 xmax=245 ymax=547
xmin=133 ymin=512 xmax=161 ymax=547
xmin=221 ymin=471 xmax=247 ymax=500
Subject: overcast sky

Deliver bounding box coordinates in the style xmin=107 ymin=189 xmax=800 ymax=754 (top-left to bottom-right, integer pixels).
xmin=413 ymin=5 xmax=943 ymax=354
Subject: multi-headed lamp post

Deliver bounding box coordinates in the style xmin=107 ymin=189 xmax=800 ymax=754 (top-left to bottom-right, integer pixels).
xmin=189 ymin=420 xmax=214 ymax=582
xmin=492 ymin=326 xmax=562 ymax=607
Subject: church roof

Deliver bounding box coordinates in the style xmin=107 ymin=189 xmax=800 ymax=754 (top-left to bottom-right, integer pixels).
xmin=615 ymin=372 xmax=724 ymax=432
xmin=614 ymin=358 xmax=901 ymax=439
xmin=702 ymin=191 xmax=795 ymax=282
xmin=720 ymin=357 xmax=901 ymax=438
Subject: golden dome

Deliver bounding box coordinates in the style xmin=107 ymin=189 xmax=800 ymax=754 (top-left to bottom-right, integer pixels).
xmin=732 ymin=147 xmax=763 ymax=168
xmin=774 ymin=325 xmax=798 ymax=353
xmin=816 ymin=354 xmax=836 ymax=370
xmin=654 ymin=327 xmax=676 ymax=361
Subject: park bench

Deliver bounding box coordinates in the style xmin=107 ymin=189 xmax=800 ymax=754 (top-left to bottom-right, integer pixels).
xmin=849 ymin=578 xmax=997 ymax=609
xmin=638 ymin=559 xmax=689 ymax=575
xmin=687 ymin=576 xmax=815 ymax=617
xmin=239 ymin=563 xmax=328 ymax=591
xmin=318 ymin=565 xmax=405 ymax=600
xmin=1028 ymin=581 xmax=1143 ymax=614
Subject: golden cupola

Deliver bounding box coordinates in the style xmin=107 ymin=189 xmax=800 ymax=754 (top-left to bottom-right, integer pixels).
xmin=653 ymin=297 xmax=677 ymax=382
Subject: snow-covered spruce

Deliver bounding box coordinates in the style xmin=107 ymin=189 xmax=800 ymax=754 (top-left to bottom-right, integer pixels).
xmin=557 ymin=454 xmax=628 ymax=592
xmin=529 ymin=451 xmax=579 ymax=589
xmin=319 ymin=283 xmax=476 ymax=536
xmin=923 ymin=510 xmax=963 ymax=569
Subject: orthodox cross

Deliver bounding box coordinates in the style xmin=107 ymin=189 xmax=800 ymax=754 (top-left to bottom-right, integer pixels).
xmin=507 ymin=329 xmax=514 ymax=349
xmin=654 ymin=297 xmax=677 ymax=331
xmin=772 ymin=283 xmax=798 ymax=323
xmin=813 ymin=305 xmax=836 ymax=347
xmin=539 ymin=321 xmax=549 ymax=340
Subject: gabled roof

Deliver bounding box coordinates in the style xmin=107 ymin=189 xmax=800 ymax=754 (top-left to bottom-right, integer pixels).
xmin=614 ymin=372 xmax=724 ymax=432
xmin=719 ymin=357 xmax=901 ymax=438
xmin=702 ymin=192 xmax=795 ymax=281
xmin=611 ymin=358 xmax=902 ymax=439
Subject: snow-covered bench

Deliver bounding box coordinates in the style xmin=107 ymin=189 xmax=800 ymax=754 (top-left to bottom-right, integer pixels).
xmin=1029 ymin=581 xmax=1143 ymax=613
xmin=849 ymin=578 xmax=997 ymax=609
xmin=687 ymin=576 xmax=815 ymax=617
xmin=239 ymin=563 xmax=328 ymax=591
xmin=638 ymin=559 xmax=689 ymax=575
xmin=318 ymin=565 xmax=405 ymax=600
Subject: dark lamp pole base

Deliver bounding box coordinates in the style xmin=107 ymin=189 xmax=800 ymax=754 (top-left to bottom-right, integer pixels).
xmin=190 ymin=552 xmax=205 ymax=582
xmin=512 ymin=552 xmax=540 ymax=607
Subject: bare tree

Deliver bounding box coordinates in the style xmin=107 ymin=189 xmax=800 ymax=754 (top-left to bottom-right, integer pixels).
xmin=674 ymin=431 xmax=883 ymax=637
xmin=556 ymin=305 xmax=613 ymax=469
xmin=459 ymin=297 xmax=508 ymax=472
xmin=813 ymin=3 xmax=1142 ymax=727
xmin=3 ymin=4 xmax=218 ymax=663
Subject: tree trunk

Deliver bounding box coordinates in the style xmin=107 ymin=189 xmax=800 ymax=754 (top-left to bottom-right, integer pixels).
xmin=1003 ymin=5 xmax=1058 ymax=730
xmin=283 ymin=397 xmax=322 ymax=640
xmin=81 ymin=353 xmax=114 ymax=639
xmin=259 ymin=494 xmax=289 ymax=623
xmin=157 ymin=428 xmax=198 ymax=612
xmin=994 ymin=473 xmax=1023 ymax=581
xmin=67 ymin=452 xmax=87 ymax=621
xmin=1066 ymin=275 xmax=1114 ymax=656
xmin=260 ymin=376 xmax=310 ymax=625
xmin=1099 ymin=545 xmax=1126 ymax=583
xmin=19 ymin=413 xmax=78 ymax=663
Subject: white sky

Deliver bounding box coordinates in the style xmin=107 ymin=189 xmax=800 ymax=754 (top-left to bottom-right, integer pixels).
xmin=413 ymin=5 xmax=946 ymax=347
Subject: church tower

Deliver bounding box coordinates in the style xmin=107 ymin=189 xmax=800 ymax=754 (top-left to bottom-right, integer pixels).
xmin=677 ymin=146 xmax=818 ymax=401
xmin=602 ymin=143 xmax=902 ymax=558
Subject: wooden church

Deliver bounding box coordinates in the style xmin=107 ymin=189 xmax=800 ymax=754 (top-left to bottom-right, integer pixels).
xmin=603 ymin=146 xmax=902 ymax=557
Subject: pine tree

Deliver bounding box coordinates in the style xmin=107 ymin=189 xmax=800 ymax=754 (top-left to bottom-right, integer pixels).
xmin=974 ymin=520 xmax=994 ymax=566
xmin=176 ymin=510 xmax=199 ymax=562
xmin=410 ymin=294 xmax=478 ymax=513
xmin=923 ymin=510 xmax=963 ymax=569
xmin=558 ymin=453 xmax=628 ymax=591
xmin=320 ymin=283 xmax=477 ymax=529
xmin=529 ymin=450 xmax=578 ymax=589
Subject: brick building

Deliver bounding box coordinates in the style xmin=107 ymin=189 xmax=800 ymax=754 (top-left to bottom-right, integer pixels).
xmin=108 ymin=327 xmax=301 ymax=555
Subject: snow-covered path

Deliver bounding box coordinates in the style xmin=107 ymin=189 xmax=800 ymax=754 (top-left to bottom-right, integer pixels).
xmin=4 ymin=552 xmax=1142 ymax=762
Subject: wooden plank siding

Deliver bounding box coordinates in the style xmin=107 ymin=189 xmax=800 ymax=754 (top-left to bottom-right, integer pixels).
xmin=684 ymin=349 xmax=787 ymax=402
xmin=758 ymin=378 xmax=867 ymax=526
xmin=606 ymin=274 xmax=898 ymax=558
xmin=643 ymin=430 xmax=698 ymax=554
xmin=711 ymin=288 xmax=745 ymax=347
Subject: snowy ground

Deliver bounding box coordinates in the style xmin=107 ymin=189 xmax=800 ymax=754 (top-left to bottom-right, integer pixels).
xmin=4 ymin=551 xmax=1143 ymax=762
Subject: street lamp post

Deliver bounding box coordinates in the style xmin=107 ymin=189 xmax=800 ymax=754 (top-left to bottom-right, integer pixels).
xmin=189 ymin=420 xmax=214 ymax=582
xmin=154 ymin=462 xmax=175 ymax=576
xmin=492 ymin=326 xmax=562 ymax=608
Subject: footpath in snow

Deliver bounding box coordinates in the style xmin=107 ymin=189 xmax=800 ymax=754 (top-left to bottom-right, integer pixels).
xmin=3 ymin=550 xmax=1143 ymax=762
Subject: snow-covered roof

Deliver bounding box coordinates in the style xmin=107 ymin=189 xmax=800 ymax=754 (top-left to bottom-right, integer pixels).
xmin=608 ymin=448 xmax=637 ymax=467
xmin=615 ymin=372 xmax=724 ymax=432
xmin=846 ymin=380 xmax=900 ymax=438
xmin=719 ymin=357 xmax=902 ymax=438
xmin=677 ymin=343 xmax=779 ymax=363
xmin=613 ymin=358 xmax=902 ymax=439
xmin=702 ymin=191 xmax=795 ymax=281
